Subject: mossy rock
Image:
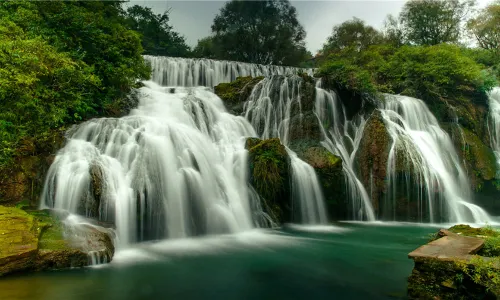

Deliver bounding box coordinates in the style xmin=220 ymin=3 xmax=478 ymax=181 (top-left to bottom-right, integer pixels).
xmin=0 ymin=128 xmax=66 ymax=207
xmin=246 ymin=138 xmax=291 ymax=223
xmin=449 ymin=224 xmax=500 ymax=257
xmin=408 ymin=225 xmax=500 ymax=299
xmin=451 ymin=127 xmax=496 ymax=191
xmin=297 ymin=146 xmax=345 ymax=219
xmin=0 ymin=206 xmax=114 ymax=277
xmin=214 ymin=76 xmax=264 ymax=115
xmin=354 ymin=110 xmax=391 ymax=215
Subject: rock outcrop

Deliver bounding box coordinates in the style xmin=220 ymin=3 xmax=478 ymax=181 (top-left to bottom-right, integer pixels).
xmin=246 ymin=138 xmax=291 ymax=224
xmin=408 ymin=225 xmax=500 ymax=299
xmin=297 ymin=146 xmax=344 ymax=219
xmin=0 ymin=129 xmax=65 ymax=207
xmin=214 ymin=76 xmax=264 ymax=115
xmin=0 ymin=206 xmax=114 ymax=277
xmin=354 ymin=110 xmax=391 ymax=216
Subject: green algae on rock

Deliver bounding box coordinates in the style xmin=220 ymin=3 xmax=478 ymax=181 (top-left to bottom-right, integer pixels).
xmin=297 ymin=146 xmax=345 ymax=219
xmin=246 ymin=138 xmax=291 ymax=224
xmin=0 ymin=206 xmax=114 ymax=277
xmin=214 ymin=76 xmax=264 ymax=115
xmin=355 ymin=109 xmax=391 ymax=216
xmin=408 ymin=225 xmax=500 ymax=300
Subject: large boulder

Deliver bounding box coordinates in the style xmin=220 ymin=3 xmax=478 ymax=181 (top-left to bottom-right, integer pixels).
xmin=297 ymin=146 xmax=345 ymax=219
xmin=246 ymin=138 xmax=291 ymax=224
xmin=0 ymin=129 xmax=65 ymax=208
xmin=214 ymin=76 xmax=264 ymax=115
xmin=0 ymin=206 xmax=114 ymax=277
xmin=407 ymin=225 xmax=499 ymax=299
xmin=354 ymin=110 xmax=391 ymax=217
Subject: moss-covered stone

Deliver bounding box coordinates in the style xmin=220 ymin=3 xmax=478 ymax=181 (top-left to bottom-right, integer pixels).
xmin=448 ymin=224 xmax=500 ymax=257
xmin=450 ymin=127 xmax=497 ymax=192
xmin=246 ymin=138 xmax=291 ymax=223
xmin=408 ymin=225 xmax=500 ymax=300
xmin=0 ymin=206 xmax=114 ymax=277
xmin=355 ymin=110 xmax=391 ymax=216
xmin=0 ymin=128 xmax=66 ymax=208
xmin=214 ymin=76 xmax=264 ymax=115
xmin=298 ymin=146 xmax=345 ymax=219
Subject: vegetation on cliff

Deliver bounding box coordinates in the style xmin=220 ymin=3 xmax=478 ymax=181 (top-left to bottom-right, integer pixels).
xmin=409 ymin=225 xmax=500 ymax=299
xmin=246 ymin=138 xmax=290 ymax=223
xmin=0 ymin=206 xmax=114 ymax=276
xmin=213 ymin=76 xmax=264 ymax=115
xmin=0 ymin=1 xmax=151 ymax=170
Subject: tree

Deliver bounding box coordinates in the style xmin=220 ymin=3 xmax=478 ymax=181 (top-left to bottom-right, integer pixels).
xmin=467 ymin=1 xmax=500 ymax=53
xmin=211 ymin=0 xmax=307 ymax=66
xmin=383 ymin=15 xmax=405 ymax=47
xmin=400 ymin=0 xmax=475 ymax=45
xmin=125 ymin=5 xmax=191 ymax=57
xmin=192 ymin=36 xmax=218 ymax=59
xmin=322 ymin=18 xmax=384 ymax=54
xmin=0 ymin=1 xmax=150 ymax=166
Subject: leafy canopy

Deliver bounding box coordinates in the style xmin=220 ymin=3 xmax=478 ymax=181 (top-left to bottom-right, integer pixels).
xmin=211 ymin=0 xmax=309 ymax=66
xmin=467 ymin=1 xmax=500 ymax=53
xmin=0 ymin=1 xmax=150 ymax=166
xmin=322 ymin=17 xmax=384 ymax=54
xmin=125 ymin=5 xmax=191 ymax=57
xmin=399 ymin=0 xmax=475 ymax=45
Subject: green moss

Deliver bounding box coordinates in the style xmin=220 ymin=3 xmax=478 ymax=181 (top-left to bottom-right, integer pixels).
xmin=246 ymin=138 xmax=290 ymax=223
xmin=449 ymin=224 xmax=500 ymax=257
xmin=355 ymin=110 xmax=391 ymax=214
xmin=461 ymin=129 xmax=496 ymax=184
xmin=247 ymin=138 xmax=288 ymax=200
xmin=214 ymin=76 xmax=264 ymax=114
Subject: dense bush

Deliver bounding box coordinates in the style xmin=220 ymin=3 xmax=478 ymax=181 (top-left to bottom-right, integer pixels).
xmin=0 ymin=1 xmax=150 ymax=166
xmin=318 ymin=43 xmax=498 ymax=102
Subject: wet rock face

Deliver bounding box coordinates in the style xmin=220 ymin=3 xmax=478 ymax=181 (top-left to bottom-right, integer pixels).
xmin=214 ymin=76 xmax=264 ymax=115
xmin=354 ymin=110 xmax=391 ymax=217
xmin=0 ymin=130 xmax=65 ymax=207
xmin=407 ymin=226 xmax=500 ymax=299
xmin=0 ymin=206 xmax=115 ymax=277
xmin=246 ymin=138 xmax=291 ymax=224
xmin=297 ymin=146 xmax=345 ymax=219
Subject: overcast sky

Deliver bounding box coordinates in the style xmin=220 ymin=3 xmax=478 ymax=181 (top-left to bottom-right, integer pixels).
xmin=128 ymin=0 xmax=493 ymax=54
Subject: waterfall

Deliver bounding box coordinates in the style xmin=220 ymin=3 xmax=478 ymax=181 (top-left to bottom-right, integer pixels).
xmin=380 ymin=94 xmax=491 ymax=223
xmin=145 ymin=56 xmax=314 ymax=87
xmin=42 ymin=82 xmax=263 ymax=245
xmin=488 ymin=87 xmax=500 ymax=173
xmin=244 ymin=75 xmax=328 ymax=224
xmin=314 ymin=86 xmax=376 ymax=221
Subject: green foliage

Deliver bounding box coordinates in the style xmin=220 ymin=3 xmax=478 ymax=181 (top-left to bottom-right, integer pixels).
xmin=211 ymin=0 xmax=308 ymax=66
xmin=0 ymin=1 xmax=150 ymax=167
xmin=467 ymin=1 xmax=500 ymax=52
xmin=192 ymin=36 xmax=218 ymax=59
xmin=385 ymin=44 xmax=496 ymax=100
xmin=456 ymin=256 xmax=500 ymax=295
xmin=322 ymin=17 xmax=384 ymax=55
xmin=399 ymin=0 xmax=475 ymax=46
xmin=318 ymin=43 xmax=496 ymax=102
xmin=125 ymin=5 xmax=191 ymax=57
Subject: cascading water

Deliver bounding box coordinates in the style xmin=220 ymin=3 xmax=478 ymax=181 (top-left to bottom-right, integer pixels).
xmin=145 ymin=56 xmax=314 ymax=87
xmin=314 ymin=85 xmax=376 ymax=221
xmin=244 ymin=75 xmax=328 ymax=224
xmin=488 ymin=87 xmax=500 ymax=172
xmin=42 ymin=82 xmax=266 ymax=245
xmin=379 ymin=94 xmax=491 ymax=223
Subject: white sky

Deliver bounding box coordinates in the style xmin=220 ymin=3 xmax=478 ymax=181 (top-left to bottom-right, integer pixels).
xmin=128 ymin=0 xmax=494 ymax=54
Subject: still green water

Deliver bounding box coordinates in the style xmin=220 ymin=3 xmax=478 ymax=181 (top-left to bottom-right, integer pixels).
xmin=0 ymin=223 xmax=438 ymax=300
